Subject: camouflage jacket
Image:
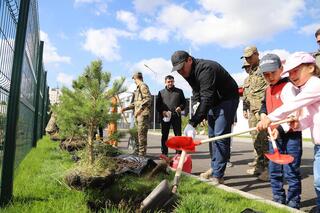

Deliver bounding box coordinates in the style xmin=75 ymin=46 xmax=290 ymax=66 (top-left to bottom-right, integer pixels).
xmin=242 ymin=76 xmax=250 ymax=111
xmin=243 ymin=65 xmax=267 ymax=114
xmin=127 ymin=81 xmax=151 ymax=117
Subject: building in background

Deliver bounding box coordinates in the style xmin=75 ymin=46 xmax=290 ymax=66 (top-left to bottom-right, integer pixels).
xmin=49 ymin=88 xmax=61 ymax=105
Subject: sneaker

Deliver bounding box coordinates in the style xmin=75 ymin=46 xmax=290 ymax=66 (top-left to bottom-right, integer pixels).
xmin=209 ymin=177 xmax=224 ymax=184
xmin=287 ymin=200 xmax=300 ymax=209
xmin=257 ymin=170 xmax=269 ymax=181
xmin=246 ymin=167 xmax=263 ymax=175
xmin=200 ymin=168 xmax=213 ymax=179
xmin=226 ymin=161 xmax=233 ymax=168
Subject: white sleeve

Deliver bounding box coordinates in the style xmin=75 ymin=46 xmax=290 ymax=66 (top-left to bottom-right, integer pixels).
xmin=278 ymin=83 xmax=298 ymax=133
xmin=268 ymin=77 xmax=320 ymax=122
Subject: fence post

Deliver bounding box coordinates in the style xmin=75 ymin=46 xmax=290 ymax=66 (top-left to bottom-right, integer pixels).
xmin=32 ymin=41 xmax=44 ymax=147
xmin=0 ymin=0 xmax=31 ymax=205
xmin=40 ymin=76 xmax=48 ymax=137
xmin=153 ymin=95 xmax=156 ymax=131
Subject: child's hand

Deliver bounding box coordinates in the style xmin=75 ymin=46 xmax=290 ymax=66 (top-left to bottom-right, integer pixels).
xmin=260 ymin=113 xmax=267 ymax=120
xmin=243 ymin=110 xmax=249 ymax=119
xmin=256 ymin=117 xmax=271 ymax=131
xmin=289 ymin=119 xmax=300 ymax=130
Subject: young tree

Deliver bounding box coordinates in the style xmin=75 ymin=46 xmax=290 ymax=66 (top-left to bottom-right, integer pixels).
xmin=54 ymin=60 xmax=125 ymax=164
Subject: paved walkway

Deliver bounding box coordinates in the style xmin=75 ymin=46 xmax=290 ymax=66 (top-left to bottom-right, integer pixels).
xmin=118 ymin=131 xmax=317 ymax=213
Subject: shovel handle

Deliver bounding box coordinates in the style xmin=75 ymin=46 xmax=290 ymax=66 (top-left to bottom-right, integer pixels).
xmin=199 ymin=117 xmax=294 ymax=145
xmin=172 ymin=150 xmax=187 ymax=193
xmin=267 ymin=127 xmax=278 ymax=151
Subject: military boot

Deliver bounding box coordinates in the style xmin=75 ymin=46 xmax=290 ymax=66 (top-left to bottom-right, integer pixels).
xmin=258 ymin=169 xmax=269 ymax=181
xmin=246 ymin=166 xmax=264 ymax=175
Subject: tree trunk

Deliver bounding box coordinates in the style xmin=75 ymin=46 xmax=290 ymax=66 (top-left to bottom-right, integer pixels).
xmin=88 ymin=126 xmax=94 ymax=164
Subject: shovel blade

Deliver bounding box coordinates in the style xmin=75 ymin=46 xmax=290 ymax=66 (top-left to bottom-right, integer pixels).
xmin=166 ymin=136 xmax=197 ymax=151
xmin=265 ymin=153 xmax=294 ymax=165
xmin=140 ymin=179 xmax=173 ymax=212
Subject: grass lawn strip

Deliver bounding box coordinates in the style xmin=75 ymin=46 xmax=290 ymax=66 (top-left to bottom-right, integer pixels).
xmin=0 ymin=136 xmax=293 ymax=212
xmin=0 ymin=136 xmax=87 ymax=213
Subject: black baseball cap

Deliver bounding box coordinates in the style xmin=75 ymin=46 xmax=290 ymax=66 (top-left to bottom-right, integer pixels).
xmin=171 ymin=50 xmax=190 ymax=72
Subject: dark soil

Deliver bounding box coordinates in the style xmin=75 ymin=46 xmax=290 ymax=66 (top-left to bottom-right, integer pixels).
xmin=65 ymin=153 xmax=161 ymax=212
xmin=113 ymin=157 xmax=144 ymax=173
xmin=65 ymin=169 xmax=115 ymax=190
xmin=60 ymin=138 xmax=86 ymax=152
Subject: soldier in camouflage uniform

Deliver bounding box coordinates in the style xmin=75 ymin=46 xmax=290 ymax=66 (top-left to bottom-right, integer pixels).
xmin=314 ymin=28 xmax=320 ymax=69
xmin=241 ymin=46 xmax=269 ymax=181
xmin=121 ymin=72 xmax=151 ymax=156
xmin=242 ymin=59 xmax=258 ymax=165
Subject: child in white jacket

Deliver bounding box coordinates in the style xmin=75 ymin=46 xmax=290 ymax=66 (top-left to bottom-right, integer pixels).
xmin=257 ymin=52 xmax=320 ymax=209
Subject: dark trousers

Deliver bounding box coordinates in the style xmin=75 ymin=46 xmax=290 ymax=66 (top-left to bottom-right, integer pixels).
xmin=161 ymin=115 xmax=181 ymax=155
xmin=207 ymin=98 xmax=239 ymax=178
xmin=269 ymin=131 xmax=302 ymax=209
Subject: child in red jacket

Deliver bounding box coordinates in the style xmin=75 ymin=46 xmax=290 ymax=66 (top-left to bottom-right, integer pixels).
xmin=258 ymin=53 xmax=302 ymax=209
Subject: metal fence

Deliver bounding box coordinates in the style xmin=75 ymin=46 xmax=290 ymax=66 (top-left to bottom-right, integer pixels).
xmin=0 ymin=0 xmax=47 ymax=205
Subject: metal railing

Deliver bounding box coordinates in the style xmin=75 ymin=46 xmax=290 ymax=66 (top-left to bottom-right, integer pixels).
xmin=0 ymin=0 xmax=48 ymax=205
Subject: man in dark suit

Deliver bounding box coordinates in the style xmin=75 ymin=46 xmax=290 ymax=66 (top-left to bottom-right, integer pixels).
xmin=156 ymin=75 xmax=186 ymax=156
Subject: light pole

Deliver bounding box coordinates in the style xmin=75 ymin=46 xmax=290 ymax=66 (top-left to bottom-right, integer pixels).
xmin=144 ymin=64 xmax=157 ymax=131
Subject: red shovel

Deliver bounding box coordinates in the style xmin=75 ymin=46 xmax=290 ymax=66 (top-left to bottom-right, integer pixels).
xmin=264 ymin=127 xmax=294 ymax=165
xmin=166 ymin=117 xmax=295 ymax=152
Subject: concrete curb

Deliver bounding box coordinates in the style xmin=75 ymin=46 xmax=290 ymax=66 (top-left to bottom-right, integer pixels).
xmin=183 ymin=172 xmax=304 ymax=213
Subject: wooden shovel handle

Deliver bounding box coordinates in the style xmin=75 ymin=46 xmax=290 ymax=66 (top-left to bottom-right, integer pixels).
xmin=172 ymin=150 xmax=187 ymax=193
xmin=199 ymin=117 xmax=295 ymax=145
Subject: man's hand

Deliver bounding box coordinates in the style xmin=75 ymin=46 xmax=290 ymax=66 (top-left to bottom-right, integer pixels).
xmin=184 ymin=124 xmax=196 ymax=138
xmin=162 ymin=111 xmax=168 ymax=117
xmin=256 ymin=117 xmax=272 ymax=131
xmin=243 ymin=110 xmax=248 ymax=119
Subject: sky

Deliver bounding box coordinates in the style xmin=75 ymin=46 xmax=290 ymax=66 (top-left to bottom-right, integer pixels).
xmin=38 ymin=0 xmax=320 ymax=97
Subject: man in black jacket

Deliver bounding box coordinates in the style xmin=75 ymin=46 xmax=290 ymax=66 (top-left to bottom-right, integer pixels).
xmin=156 ymin=75 xmax=186 ymax=156
xmin=171 ymin=50 xmax=239 ymax=184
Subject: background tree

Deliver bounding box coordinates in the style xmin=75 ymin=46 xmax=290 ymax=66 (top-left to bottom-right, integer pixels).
xmin=54 ymin=60 xmax=125 ymax=164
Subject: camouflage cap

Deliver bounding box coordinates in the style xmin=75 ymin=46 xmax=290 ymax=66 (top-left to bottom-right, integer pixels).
xmin=241 ymin=59 xmax=250 ymax=68
xmin=132 ymin=71 xmax=143 ymax=79
xmin=240 ymin=46 xmax=258 ymax=59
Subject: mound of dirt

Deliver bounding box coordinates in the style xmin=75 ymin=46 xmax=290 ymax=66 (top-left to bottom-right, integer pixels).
xmin=60 ymin=138 xmax=86 ymax=152
xmin=65 ymin=169 xmax=115 ymax=190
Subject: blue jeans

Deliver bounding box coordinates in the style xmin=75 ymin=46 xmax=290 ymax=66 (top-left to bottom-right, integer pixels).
xmin=207 ymin=98 xmax=239 ymax=178
xmin=269 ymin=131 xmax=302 ymax=209
xmin=314 ymin=145 xmax=320 ymax=208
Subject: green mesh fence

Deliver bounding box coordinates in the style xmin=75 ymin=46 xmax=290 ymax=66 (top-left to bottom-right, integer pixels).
xmin=0 ymin=0 xmax=18 ymax=172
xmin=0 ymin=0 xmax=47 ymax=204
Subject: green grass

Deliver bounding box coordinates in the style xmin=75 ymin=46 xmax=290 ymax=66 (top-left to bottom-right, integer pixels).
xmin=0 ymin=136 xmax=290 ymax=213
xmin=0 ymin=136 xmax=87 ymax=213
xmin=176 ymin=176 xmax=290 ymax=213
